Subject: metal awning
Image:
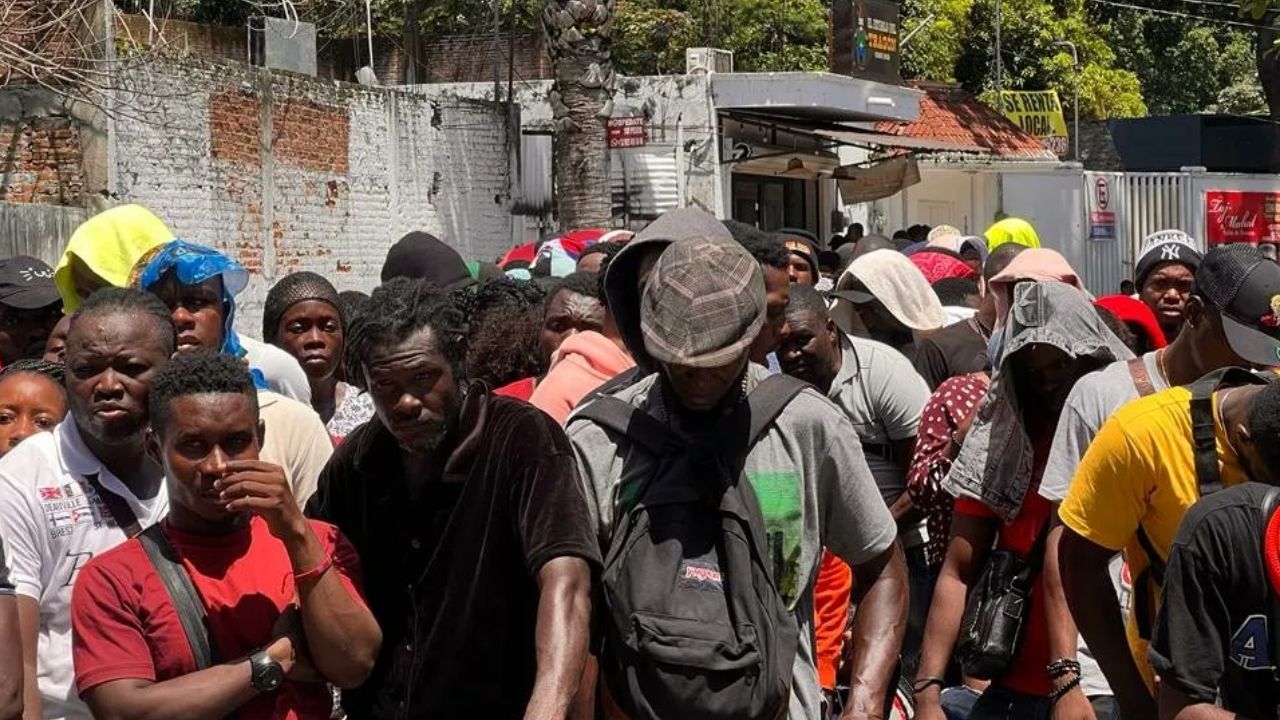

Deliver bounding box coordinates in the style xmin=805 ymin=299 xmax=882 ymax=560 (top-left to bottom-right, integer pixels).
xmin=817 ymin=128 xmax=990 ymax=154
xmin=711 ymin=72 xmax=922 ymax=124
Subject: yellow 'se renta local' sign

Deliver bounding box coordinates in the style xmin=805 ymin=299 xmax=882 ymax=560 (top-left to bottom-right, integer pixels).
xmin=999 ymin=90 xmax=1069 ymax=156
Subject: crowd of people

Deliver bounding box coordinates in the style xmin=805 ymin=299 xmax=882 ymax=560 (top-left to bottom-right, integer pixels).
xmin=0 ymin=201 xmax=1276 ymax=720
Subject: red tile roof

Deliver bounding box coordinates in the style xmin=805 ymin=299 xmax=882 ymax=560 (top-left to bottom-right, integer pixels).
xmin=874 ymin=83 xmax=1059 ymax=161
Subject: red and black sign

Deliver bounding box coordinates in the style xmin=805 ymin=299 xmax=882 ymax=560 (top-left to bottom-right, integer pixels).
xmin=607 ymin=116 xmax=647 ymax=149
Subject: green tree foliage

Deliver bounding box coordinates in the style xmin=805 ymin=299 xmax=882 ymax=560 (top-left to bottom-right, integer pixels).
xmin=1097 ymin=8 xmax=1261 ymax=116
xmin=900 ymin=0 xmax=1145 ymax=120
xmin=611 ymin=0 xmax=828 ymax=75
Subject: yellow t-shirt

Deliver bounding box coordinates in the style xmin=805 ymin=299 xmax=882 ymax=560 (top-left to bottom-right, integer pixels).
xmin=1059 ymin=385 xmax=1246 ymax=687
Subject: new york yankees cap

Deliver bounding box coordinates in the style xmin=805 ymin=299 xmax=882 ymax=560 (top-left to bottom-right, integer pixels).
xmin=0 ymin=256 xmax=60 ymax=310
xmin=1134 ymin=230 xmax=1203 ymax=289
xmin=1196 ymin=243 xmax=1280 ymax=367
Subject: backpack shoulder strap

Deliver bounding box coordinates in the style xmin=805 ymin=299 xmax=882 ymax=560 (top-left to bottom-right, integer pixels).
xmin=1127 ymin=357 xmax=1156 ymax=398
xmin=1189 ymin=367 xmax=1267 ymax=497
xmin=138 ymin=524 xmax=221 ymax=670
xmin=744 ymin=375 xmax=811 ymax=447
xmin=572 ymin=395 xmax=678 ymax=456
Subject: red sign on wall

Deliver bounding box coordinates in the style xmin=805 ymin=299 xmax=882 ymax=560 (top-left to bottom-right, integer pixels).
xmin=1206 ymin=190 xmax=1280 ymax=246
xmin=607 ymin=116 xmax=647 ymax=149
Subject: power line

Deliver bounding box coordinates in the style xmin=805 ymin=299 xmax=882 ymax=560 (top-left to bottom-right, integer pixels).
xmin=1088 ymin=0 xmax=1264 ymax=28
xmin=1165 ymin=0 xmax=1253 ymax=9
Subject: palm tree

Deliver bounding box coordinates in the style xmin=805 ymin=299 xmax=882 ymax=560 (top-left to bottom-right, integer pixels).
xmin=541 ymin=0 xmax=615 ymax=227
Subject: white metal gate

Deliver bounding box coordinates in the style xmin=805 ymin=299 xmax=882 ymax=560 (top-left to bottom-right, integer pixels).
xmin=1122 ymin=173 xmax=1190 ymax=245
xmin=1078 ymin=171 xmax=1190 ymax=296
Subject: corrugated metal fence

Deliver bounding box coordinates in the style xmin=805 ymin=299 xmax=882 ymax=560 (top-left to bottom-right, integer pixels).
xmin=0 ymin=202 xmax=87 ymax=266
xmin=1081 ymin=171 xmax=1191 ymax=296
xmin=1123 ymin=173 xmax=1189 ymax=243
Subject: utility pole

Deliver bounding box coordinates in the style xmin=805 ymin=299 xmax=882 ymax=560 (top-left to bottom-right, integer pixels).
xmin=995 ymin=0 xmax=1003 ymax=115
xmin=1053 ymin=39 xmax=1081 ymax=163
xmin=995 ymin=0 xmax=1004 ymax=213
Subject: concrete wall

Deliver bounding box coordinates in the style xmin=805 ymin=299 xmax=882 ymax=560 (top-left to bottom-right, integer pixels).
xmin=108 ymin=56 xmax=513 ymax=333
xmin=423 ymin=74 xmax=723 ymax=231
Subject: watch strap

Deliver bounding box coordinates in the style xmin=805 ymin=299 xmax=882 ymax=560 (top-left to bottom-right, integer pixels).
xmin=249 ymin=648 xmax=284 ymax=693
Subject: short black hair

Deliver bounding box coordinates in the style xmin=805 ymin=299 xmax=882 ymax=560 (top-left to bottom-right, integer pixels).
xmin=1250 ymin=380 xmax=1280 ymax=472
xmin=0 ymin=358 xmax=65 ymax=391
xmin=724 ymin=220 xmax=789 ymax=269
xmin=148 ymin=351 xmax=259 ymax=434
xmin=337 ymin=290 xmax=370 ymax=327
xmin=345 ymin=278 xmax=469 ymax=390
xmin=933 ymin=277 xmax=980 ymax=306
xmin=785 ymin=283 xmax=830 ymax=320
xmin=592 ymin=240 xmax=629 ymax=307
xmin=461 ymin=276 xmax=546 ymax=387
xmin=72 ymin=287 xmax=175 ymax=356
xmin=548 ymin=270 xmax=601 ymax=305
xmin=983 ymin=243 xmax=1027 ymax=284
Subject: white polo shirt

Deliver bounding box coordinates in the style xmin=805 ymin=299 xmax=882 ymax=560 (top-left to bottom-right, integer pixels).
xmin=0 ymin=420 xmax=168 ymax=720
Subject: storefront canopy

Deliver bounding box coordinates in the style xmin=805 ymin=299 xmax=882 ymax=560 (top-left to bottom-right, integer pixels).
xmin=711 ymin=72 xmax=923 ymax=124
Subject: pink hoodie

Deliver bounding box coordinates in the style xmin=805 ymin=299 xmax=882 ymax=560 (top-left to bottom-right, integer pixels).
xmin=530 ymin=331 xmax=635 ymax=425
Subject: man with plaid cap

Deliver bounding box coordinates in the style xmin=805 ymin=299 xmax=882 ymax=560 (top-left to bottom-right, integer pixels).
xmin=568 ymin=235 xmax=907 ymax=720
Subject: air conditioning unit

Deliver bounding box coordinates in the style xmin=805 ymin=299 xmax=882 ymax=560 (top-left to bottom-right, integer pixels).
xmin=248 ymin=16 xmax=317 ymax=77
xmin=686 ymin=48 xmax=734 ymax=75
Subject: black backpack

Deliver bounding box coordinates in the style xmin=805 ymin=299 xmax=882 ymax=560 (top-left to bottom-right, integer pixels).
xmin=573 ymin=374 xmax=807 ymax=720
xmin=1132 ymin=366 xmax=1268 ymax=640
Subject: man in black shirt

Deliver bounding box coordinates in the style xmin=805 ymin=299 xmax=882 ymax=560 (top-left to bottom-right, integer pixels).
xmin=307 ymin=278 xmax=601 ymax=720
xmin=1151 ymin=480 xmax=1280 ymax=720
xmin=911 ymin=243 xmax=1026 ymax=389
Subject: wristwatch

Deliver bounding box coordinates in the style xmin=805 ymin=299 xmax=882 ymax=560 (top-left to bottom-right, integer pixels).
xmin=249 ymin=648 xmax=285 ymax=693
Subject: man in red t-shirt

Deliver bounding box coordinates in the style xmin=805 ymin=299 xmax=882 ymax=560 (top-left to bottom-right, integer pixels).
xmin=71 ymin=352 xmax=381 ymax=719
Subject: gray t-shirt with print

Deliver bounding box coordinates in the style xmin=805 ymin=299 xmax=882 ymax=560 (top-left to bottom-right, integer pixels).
xmin=1039 ymin=350 xmax=1166 ymax=698
xmin=567 ymin=363 xmax=898 ymax=720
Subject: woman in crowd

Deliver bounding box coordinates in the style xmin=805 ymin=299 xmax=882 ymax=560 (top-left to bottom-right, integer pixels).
xmin=913 ymin=281 xmax=1131 ymax=720
xmin=0 ymin=360 xmax=65 ymax=458
xmin=131 ymin=240 xmax=311 ymax=402
xmin=263 ymin=271 xmax=374 ymax=442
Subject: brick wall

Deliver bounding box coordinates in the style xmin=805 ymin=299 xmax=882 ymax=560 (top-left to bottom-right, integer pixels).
xmin=1 ymin=0 xmax=80 ymax=85
xmin=110 ymin=56 xmax=513 ymax=334
xmin=115 ymin=14 xmax=247 ymax=63
xmin=0 ymin=116 xmax=85 ymax=205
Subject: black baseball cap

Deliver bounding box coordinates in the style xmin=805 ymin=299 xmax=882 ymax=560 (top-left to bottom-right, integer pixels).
xmin=1197 ymin=243 xmax=1280 ymax=367
xmin=0 ymin=256 xmax=59 ymax=310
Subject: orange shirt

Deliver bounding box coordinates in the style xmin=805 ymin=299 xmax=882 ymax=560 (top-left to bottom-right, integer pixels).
xmin=813 ymin=549 xmax=853 ymax=689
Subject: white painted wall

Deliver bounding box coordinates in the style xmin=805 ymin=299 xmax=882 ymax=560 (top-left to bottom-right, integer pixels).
xmin=875 ymin=167 xmax=994 ymax=237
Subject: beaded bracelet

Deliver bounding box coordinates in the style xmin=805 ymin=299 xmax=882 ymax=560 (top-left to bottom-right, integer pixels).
xmin=1049 ymin=675 xmax=1082 ymax=704
xmin=1047 ymin=658 xmax=1082 ymax=680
